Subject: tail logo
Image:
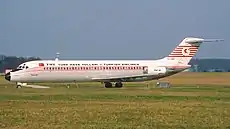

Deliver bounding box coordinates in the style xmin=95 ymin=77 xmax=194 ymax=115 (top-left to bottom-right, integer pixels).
xmin=168 ymin=45 xmax=199 ymax=57
xmin=182 ymin=48 xmax=190 ymax=56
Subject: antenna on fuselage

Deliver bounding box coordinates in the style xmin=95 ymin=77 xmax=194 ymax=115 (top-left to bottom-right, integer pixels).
xmin=55 ymin=52 xmax=60 ymax=61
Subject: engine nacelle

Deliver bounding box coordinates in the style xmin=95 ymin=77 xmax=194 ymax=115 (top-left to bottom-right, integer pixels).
xmin=148 ymin=67 xmax=167 ymax=75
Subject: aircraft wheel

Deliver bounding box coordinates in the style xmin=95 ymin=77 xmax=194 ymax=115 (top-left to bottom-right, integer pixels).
xmin=115 ymin=82 xmax=123 ymax=88
xmin=16 ymin=85 xmax=22 ymax=88
xmin=104 ymin=82 xmax=112 ymax=88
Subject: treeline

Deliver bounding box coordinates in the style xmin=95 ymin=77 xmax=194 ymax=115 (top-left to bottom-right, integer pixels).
xmin=0 ymin=55 xmax=41 ymax=73
xmin=189 ymin=58 xmax=230 ymax=72
xmin=0 ymin=54 xmax=230 ymax=73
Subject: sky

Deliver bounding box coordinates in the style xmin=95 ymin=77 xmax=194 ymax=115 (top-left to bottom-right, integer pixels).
xmin=0 ymin=0 xmax=229 ymax=60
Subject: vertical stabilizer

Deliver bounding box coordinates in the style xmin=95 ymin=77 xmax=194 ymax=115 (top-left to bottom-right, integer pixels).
xmin=164 ymin=37 xmax=223 ymax=65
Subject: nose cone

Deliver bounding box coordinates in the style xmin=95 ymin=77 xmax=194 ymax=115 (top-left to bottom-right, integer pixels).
xmin=5 ymin=72 xmax=11 ymax=81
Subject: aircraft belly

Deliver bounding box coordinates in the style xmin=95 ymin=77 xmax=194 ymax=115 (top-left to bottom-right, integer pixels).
xmin=40 ymin=71 xmax=91 ymax=82
xmin=19 ymin=71 xmax=88 ymax=82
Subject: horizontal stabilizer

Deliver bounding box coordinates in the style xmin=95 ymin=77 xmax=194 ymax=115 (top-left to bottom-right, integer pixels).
xmin=185 ymin=38 xmax=224 ymax=44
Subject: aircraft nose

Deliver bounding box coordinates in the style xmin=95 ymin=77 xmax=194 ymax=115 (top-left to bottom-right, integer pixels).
xmin=5 ymin=72 xmax=11 ymax=81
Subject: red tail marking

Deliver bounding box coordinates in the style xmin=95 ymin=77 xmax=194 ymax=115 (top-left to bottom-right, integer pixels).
xmin=169 ymin=45 xmax=200 ymax=57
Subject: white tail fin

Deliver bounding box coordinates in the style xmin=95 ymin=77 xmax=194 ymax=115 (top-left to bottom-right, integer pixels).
xmin=165 ymin=37 xmax=224 ymax=65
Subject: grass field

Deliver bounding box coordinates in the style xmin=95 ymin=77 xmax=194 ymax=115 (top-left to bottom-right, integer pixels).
xmin=0 ymin=72 xmax=230 ymax=129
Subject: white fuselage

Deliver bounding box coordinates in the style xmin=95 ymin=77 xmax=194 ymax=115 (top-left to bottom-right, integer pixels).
xmin=7 ymin=59 xmax=187 ymax=83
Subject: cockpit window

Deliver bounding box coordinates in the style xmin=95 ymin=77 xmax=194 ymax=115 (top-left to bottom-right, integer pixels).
xmin=16 ymin=64 xmax=29 ymax=70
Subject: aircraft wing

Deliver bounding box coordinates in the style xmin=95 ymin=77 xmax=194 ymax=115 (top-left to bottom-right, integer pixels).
xmin=92 ymin=74 xmax=149 ymax=82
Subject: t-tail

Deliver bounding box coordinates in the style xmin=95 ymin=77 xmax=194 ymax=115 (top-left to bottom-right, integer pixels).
xmin=162 ymin=37 xmax=224 ymax=67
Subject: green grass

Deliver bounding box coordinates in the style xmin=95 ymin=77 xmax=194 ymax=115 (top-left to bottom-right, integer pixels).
xmin=0 ymin=73 xmax=230 ymax=129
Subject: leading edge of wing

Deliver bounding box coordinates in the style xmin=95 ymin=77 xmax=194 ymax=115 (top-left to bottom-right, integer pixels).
xmin=92 ymin=74 xmax=149 ymax=82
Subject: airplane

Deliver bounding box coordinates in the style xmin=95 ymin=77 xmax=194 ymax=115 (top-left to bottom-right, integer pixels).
xmin=4 ymin=37 xmax=223 ymax=88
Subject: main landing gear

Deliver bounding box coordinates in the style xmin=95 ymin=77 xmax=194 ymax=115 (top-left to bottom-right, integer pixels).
xmin=104 ymin=82 xmax=123 ymax=88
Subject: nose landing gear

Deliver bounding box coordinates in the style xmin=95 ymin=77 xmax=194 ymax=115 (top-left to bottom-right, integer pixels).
xmin=16 ymin=82 xmax=27 ymax=88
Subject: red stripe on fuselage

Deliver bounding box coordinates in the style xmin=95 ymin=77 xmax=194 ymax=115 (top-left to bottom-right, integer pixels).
xmin=25 ymin=66 xmax=146 ymax=72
